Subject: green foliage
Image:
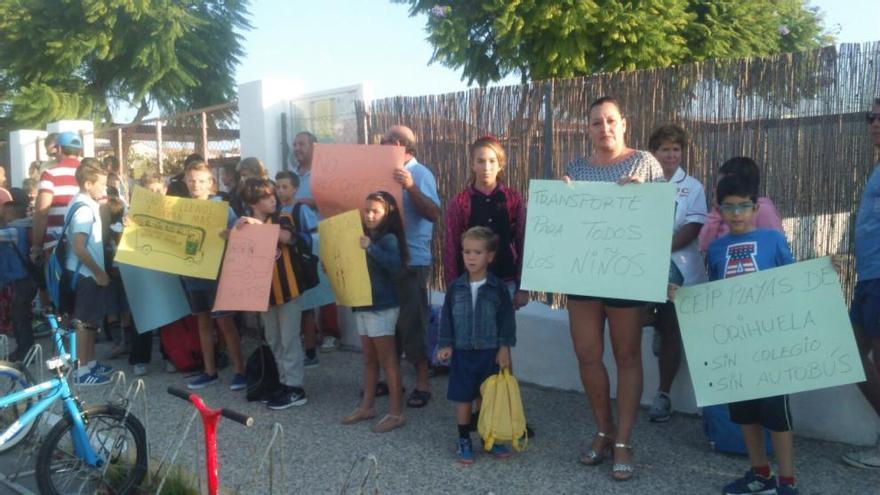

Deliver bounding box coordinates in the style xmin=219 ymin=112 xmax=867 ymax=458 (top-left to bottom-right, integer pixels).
xmin=397 ymin=0 xmax=834 ymax=86
xmin=0 ymin=0 xmax=250 ymax=128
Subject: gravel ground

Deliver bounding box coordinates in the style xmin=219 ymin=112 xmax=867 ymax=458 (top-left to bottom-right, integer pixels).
xmin=3 ymin=335 xmax=880 ymax=494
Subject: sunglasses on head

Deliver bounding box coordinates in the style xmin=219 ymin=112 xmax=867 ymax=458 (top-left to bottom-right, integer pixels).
xmin=867 ymin=112 xmax=880 ymax=124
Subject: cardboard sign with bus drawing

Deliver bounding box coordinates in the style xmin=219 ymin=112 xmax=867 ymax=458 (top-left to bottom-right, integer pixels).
xmin=116 ymin=187 xmax=230 ymax=279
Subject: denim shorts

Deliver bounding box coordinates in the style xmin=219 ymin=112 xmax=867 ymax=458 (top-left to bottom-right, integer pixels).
xmin=73 ymin=275 xmax=106 ymax=328
xmin=185 ymin=288 xmax=233 ymax=319
xmin=447 ymin=349 xmax=498 ymax=403
xmin=355 ymin=307 xmax=400 ymax=338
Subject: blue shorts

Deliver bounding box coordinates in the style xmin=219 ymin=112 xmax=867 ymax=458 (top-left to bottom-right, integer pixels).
xmin=447 ymin=349 xmax=498 ymax=403
xmin=851 ymin=279 xmax=880 ymax=339
xmin=184 ymin=287 xmax=233 ymax=319
xmin=73 ymin=275 xmax=106 ymax=329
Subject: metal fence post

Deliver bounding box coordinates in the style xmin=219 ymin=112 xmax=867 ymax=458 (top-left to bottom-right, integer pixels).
xmin=200 ymin=112 xmax=209 ymax=160
xmin=157 ymin=120 xmax=164 ymax=174
xmin=116 ymin=128 xmax=124 ymax=173
xmin=542 ymin=81 xmax=554 ymax=179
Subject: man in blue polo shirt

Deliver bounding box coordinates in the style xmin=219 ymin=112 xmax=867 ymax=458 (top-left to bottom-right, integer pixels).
xmin=383 ymin=125 xmax=441 ymax=408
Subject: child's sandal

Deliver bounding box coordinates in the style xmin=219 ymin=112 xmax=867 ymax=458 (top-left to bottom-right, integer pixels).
xmin=371 ymin=414 xmax=406 ymax=433
xmin=611 ymin=443 xmax=634 ymax=481
xmin=580 ymin=431 xmax=613 ymax=466
xmin=340 ymin=408 xmax=376 ymax=425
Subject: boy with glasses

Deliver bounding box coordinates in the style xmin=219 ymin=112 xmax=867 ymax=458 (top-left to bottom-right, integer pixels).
xmin=672 ymin=167 xmax=799 ymax=494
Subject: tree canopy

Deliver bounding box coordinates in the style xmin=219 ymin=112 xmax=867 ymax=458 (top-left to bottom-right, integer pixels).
xmin=0 ymin=0 xmax=251 ymax=129
xmin=396 ymin=0 xmax=834 ymax=86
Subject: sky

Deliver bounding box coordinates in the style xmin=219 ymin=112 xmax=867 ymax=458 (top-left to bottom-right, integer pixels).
xmin=235 ymin=0 xmax=878 ymax=101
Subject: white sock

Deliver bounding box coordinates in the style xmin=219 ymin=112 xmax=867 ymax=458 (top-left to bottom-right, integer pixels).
xmin=87 ymin=360 xmax=97 ymax=370
xmin=76 ymin=366 xmax=90 ymax=378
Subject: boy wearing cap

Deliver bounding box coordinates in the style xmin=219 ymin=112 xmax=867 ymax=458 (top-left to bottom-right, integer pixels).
xmin=30 ymin=132 xmax=82 ymax=263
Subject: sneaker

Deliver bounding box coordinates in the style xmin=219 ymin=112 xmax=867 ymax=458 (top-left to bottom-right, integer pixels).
xmin=776 ymin=484 xmax=799 ymax=495
xmin=132 ymin=364 xmax=148 ymax=377
xmin=488 ymin=444 xmax=512 ymax=459
xmin=229 ymin=373 xmax=247 ymax=391
xmin=649 ymin=391 xmax=672 ymax=423
xmin=267 ymin=387 xmax=307 ymax=410
xmin=187 ymin=373 xmax=219 ymax=390
xmin=457 ymin=438 xmax=475 ymax=465
xmin=842 ymin=446 xmax=880 ymax=469
xmin=164 ymin=360 xmax=177 ymax=373
xmin=75 ymin=371 xmax=111 ymax=386
xmin=304 ymin=355 xmax=319 ymax=368
xmin=722 ymin=470 xmax=777 ymax=495
xmin=92 ymin=362 xmax=114 ymax=375
xmin=652 ymin=328 xmax=662 ymax=357
xmin=319 ymin=336 xmax=339 ymax=353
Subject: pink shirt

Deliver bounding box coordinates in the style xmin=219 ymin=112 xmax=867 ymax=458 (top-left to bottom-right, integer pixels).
xmin=698 ymin=196 xmax=784 ymax=252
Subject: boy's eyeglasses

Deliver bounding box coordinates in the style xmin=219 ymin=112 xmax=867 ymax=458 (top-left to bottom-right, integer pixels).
xmin=719 ymin=202 xmax=756 ymax=214
xmin=867 ymin=112 xmax=880 ymax=124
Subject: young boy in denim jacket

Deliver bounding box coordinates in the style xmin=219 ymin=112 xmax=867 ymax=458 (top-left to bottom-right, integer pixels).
xmin=436 ymin=226 xmax=516 ymax=464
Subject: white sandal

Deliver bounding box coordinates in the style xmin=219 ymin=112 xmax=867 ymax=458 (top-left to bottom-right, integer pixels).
xmin=611 ymin=443 xmax=634 ymax=481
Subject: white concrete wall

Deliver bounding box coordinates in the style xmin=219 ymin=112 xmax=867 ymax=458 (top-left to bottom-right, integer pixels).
xmin=337 ymin=292 xmax=879 ymax=446
xmin=239 ymin=79 xmax=305 ymax=177
xmin=8 ymin=130 xmax=47 ymax=186
xmin=46 ymin=120 xmax=95 ymax=157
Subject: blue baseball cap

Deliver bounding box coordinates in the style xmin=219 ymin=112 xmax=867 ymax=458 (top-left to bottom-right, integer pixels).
xmin=56 ymin=132 xmax=83 ymax=149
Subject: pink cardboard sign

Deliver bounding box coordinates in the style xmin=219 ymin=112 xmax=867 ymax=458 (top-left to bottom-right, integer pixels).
xmin=213 ymin=224 xmax=280 ymax=312
xmin=311 ymin=144 xmax=405 ymax=219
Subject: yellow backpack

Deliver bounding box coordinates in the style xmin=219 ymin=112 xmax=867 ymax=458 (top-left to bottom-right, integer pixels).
xmin=478 ymin=368 xmax=527 ymax=452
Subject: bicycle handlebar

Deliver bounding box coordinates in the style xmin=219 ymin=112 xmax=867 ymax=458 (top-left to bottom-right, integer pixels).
xmin=166 ymin=387 xmax=254 ymax=427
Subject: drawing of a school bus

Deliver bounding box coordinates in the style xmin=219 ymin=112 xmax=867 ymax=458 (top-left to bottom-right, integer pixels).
xmin=132 ymin=214 xmax=206 ymax=265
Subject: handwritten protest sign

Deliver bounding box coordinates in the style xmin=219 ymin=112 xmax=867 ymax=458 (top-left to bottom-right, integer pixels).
xmin=116 ymin=187 xmax=229 ymax=279
xmin=520 ymin=179 xmax=676 ymax=302
xmin=311 ymin=144 xmax=404 ymax=219
xmin=213 ymin=224 xmax=280 ymax=312
xmin=318 ymin=210 xmax=372 ymax=306
xmin=119 ymin=265 xmax=191 ymax=333
xmin=675 ymin=257 xmax=864 ymax=407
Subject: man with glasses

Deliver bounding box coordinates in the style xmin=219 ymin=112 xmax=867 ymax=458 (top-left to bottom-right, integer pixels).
xmin=30 ymin=132 xmax=81 ymax=262
xmin=382 ymin=125 xmax=441 ymax=408
xmin=843 ymin=98 xmax=880 ymax=469
xmin=291 ymin=131 xmax=342 ymax=359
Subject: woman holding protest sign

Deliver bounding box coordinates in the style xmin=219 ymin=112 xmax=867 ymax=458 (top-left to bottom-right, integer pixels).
xmin=562 ymin=96 xmax=665 ymax=481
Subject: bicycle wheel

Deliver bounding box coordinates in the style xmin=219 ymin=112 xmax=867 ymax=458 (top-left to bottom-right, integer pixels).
xmin=0 ymin=361 xmax=37 ymax=452
xmin=36 ymin=403 xmax=147 ymax=495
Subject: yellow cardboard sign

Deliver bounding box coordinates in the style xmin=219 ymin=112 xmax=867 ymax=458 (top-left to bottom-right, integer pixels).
xmin=116 ymin=187 xmax=230 ymax=279
xmin=318 ymin=210 xmax=372 ymax=306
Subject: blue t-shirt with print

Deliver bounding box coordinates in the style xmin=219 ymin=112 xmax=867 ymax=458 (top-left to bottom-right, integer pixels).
xmin=707 ymin=229 xmax=794 ymax=281
xmin=402 ymin=159 xmax=440 ymax=267
xmin=855 ymin=164 xmax=880 ymax=281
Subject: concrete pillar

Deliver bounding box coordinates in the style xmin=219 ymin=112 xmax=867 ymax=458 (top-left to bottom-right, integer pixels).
xmin=46 ymin=120 xmax=96 ymax=157
xmin=8 ymin=130 xmax=48 ymax=186
xmin=238 ymin=79 xmax=304 ymax=177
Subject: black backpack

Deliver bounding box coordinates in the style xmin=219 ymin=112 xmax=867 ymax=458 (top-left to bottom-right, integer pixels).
xmin=280 ymin=205 xmax=319 ymax=294
xmin=245 ymin=344 xmax=281 ymax=402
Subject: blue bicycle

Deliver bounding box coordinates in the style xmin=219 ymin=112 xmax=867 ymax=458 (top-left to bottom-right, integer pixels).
xmin=0 ymin=315 xmax=147 ymax=494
